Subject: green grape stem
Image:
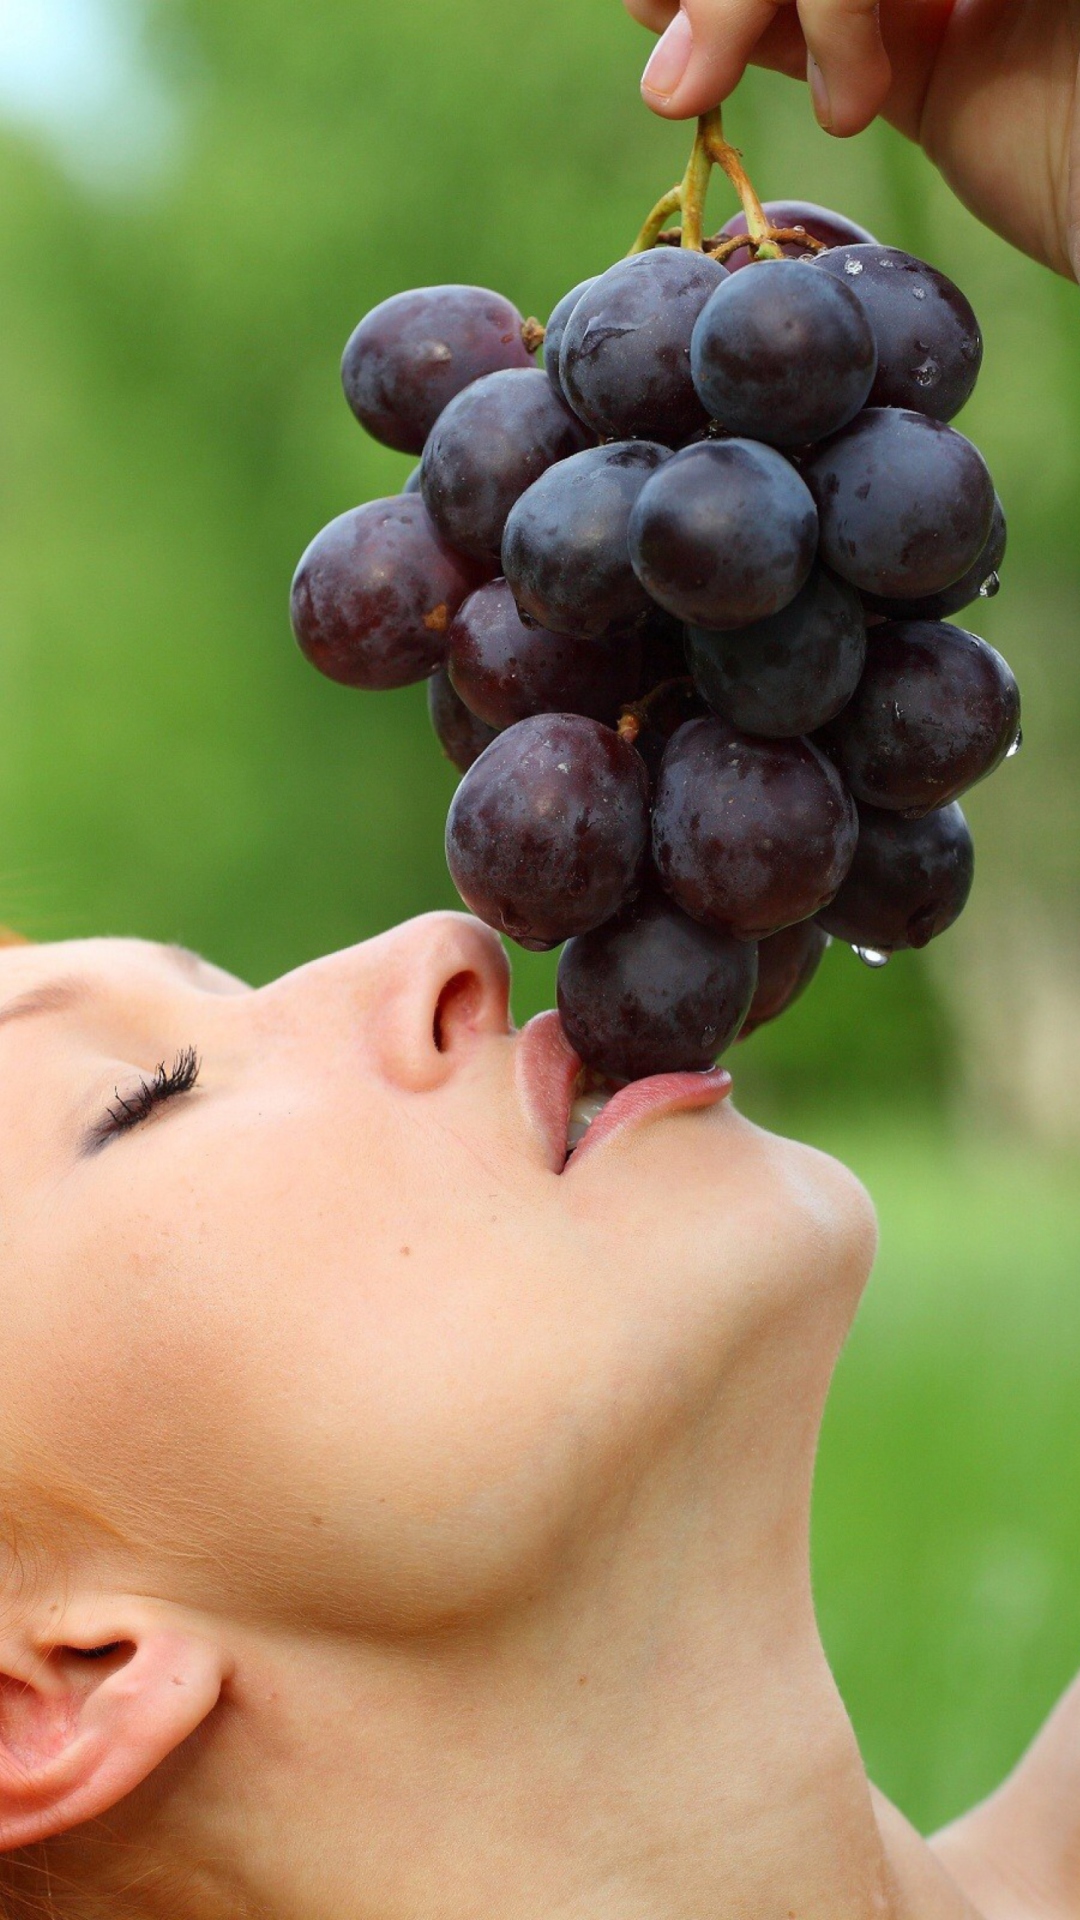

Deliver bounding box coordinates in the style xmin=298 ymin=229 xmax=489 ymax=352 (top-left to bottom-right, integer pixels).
xmin=627 ymin=104 xmax=786 ymax=262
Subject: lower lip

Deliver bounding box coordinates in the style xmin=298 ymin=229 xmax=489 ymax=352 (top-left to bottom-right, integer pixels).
xmin=565 ymin=1066 xmax=733 ymax=1170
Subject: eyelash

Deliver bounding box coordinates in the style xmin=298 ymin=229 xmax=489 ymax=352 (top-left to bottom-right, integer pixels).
xmin=90 ymin=1045 xmax=201 ymax=1149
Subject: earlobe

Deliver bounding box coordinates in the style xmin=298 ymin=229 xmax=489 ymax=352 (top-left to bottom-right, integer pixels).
xmin=0 ymin=1606 xmax=228 ymax=1852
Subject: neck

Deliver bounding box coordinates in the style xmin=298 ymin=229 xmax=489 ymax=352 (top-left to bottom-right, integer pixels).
xmin=46 ymin=1395 xmax=908 ymax=1920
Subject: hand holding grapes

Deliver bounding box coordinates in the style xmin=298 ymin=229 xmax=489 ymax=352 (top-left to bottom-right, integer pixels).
xmin=627 ymin=0 xmax=1080 ymax=278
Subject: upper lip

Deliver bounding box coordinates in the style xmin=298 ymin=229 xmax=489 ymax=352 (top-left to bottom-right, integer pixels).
xmin=515 ymin=1012 xmax=734 ymax=1173
xmin=515 ymin=1012 xmax=582 ymax=1172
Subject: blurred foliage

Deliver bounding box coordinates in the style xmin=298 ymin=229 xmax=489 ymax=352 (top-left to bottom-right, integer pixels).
xmin=810 ymin=1118 xmax=1080 ymax=1832
xmin=0 ymin=0 xmax=1078 ymax=1839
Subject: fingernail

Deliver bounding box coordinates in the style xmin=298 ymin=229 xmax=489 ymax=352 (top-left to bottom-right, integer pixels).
xmin=642 ymin=10 xmax=693 ymax=102
xmin=807 ymin=53 xmax=833 ymax=132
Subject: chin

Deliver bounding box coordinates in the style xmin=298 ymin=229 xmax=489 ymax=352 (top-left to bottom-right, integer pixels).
xmin=568 ymin=1096 xmax=878 ymax=1334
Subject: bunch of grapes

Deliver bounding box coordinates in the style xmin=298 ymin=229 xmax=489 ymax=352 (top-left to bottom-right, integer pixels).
xmin=291 ymin=144 xmax=1020 ymax=1084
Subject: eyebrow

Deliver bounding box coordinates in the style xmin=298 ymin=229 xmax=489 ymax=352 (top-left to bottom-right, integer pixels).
xmin=0 ymin=978 xmax=88 ymax=1031
xmin=0 ymin=944 xmax=206 ymax=1033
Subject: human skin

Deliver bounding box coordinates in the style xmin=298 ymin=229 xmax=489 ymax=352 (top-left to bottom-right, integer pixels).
xmin=624 ymin=0 xmax=1080 ymax=279
xmin=0 ymin=918 xmax=1071 ymax=1918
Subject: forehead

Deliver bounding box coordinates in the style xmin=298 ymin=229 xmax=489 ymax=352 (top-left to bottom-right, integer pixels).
xmin=0 ymin=937 xmax=215 ymax=1001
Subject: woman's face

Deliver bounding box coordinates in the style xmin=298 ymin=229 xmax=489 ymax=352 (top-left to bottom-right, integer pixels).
xmin=0 ymin=916 xmax=875 ymax=1632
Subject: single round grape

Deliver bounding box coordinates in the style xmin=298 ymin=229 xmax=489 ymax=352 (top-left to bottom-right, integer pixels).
xmin=290 ymin=496 xmax=483 ymax=689
xmin=739 ymin=921 xmax=830 ymax=1037
xmin=428 ymin=667 xmax=499 ymax=773
xmin=543 ymin=277 xmax=597 ymax=398
xmin=447 ymin=579 xmax=642 ymax=729
xmin=717 ymin=200 xmax=877 ymax=272
xmin=559 ymin=249 xmax=728 ymax=442
xmin=862 ymin=494 xmax=1006 ymax=621
xmin=805 ymin=409 xmax=995 ymax=600
xmin=502 ymin=440 xmax=669 ymax=638
xmin=445 ymin=714 xmax=649 ymax=948
xmin=653 ymin=717 xmax=858 ymax=938
xmin=690 ymin=260 xmax=876 ymax=447
xmin=816 ymin=803 xmax=974 ymax=950
xmin=628 ymin=440 xmax=818 ymax=630
xmin=816 ymin=619 xmax=1020 ymax=814
xmin=420 ymin=368 xmax=591 ymax=562
xmin=686 ymin=565 xmax=866 ymax=738
xmin=814 ymin=245 xmax=982 ymax=420
xmin=341 ymin=285 xmax=532 ymax=454
xmin=557 ymin=890 xmax=758 ymax=1082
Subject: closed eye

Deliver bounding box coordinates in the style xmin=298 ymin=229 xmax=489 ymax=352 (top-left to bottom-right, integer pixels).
xmin=86 ymin=1045 xmax=201 ymax=1152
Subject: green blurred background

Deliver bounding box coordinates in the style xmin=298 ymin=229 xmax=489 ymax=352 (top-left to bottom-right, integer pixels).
xmin=1 ymin=0 xmax=1078 ymax=1837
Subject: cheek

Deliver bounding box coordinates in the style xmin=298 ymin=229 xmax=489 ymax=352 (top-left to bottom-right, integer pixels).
xmin=8 ymin=1105 xmax=605 ymax=1628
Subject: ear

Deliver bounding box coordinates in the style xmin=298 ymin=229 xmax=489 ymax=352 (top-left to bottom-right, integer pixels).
xmin=0 ymin=1600 xmax=227 ymax=1851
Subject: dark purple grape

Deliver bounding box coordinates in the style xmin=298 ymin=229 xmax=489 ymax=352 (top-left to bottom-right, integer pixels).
xmin=446 ymin=579 xmax=641 ymax=729
xmin=739 ymin=921 xmax=830 ymax=1037
xmin=420 ymin=368 xmax=591 ymax=562
xmin=816 ymin=619 xmax=1020 ymax=814
xmin=445 ymin=714 xmax=649 ymax=948
xmin=559 ymin=249 xmax=728 ymax=442
xmin=428 ymin=667 xmax=499 ymax=772
xmin=402 ymin=465 xmax=423 ymax=494
xmin=290 ymin=496 xmax=484 ymax=690
xmin=557 ymin=891 xmax=758 ymax=1081
xmin=689 ymin=260 xmax=876 ymax=447
xmin=341 ymin=286 xmax=532 ymax=455
xmin=805 ymin=409 xmax=995 ymax=600
xmin=862 ymin=494 xmax=1006 ymax=621
xmin=718 ymin=200 xmax=877 ymax=272
xmin=544 ymin=277 xmax=597 ymax=397
xmin=653 ymin=717 xmax=857 ymax=938
xmin=817 ymin=802 xmax=974 ymax=950
xmin=814 ymin=246 xmax=982 ymax=420
xmin=502 ymin=441 xmax=669 ymax=638
xmin=686 ymin=566 xmax=866 ymax=737
xmin=628 ymin=440 xmax=818 ymax=630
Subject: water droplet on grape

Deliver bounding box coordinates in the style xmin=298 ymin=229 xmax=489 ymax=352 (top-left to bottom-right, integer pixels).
xmin=912 ymin=359 xmax=938 ymax=387
xmin=844 ymin=259 xmax=864 ymax=276
xmin=912 ymin=286 xmax=927 ymax=300
xmin=1006 ymin=726 xmax=1023 ymax=758
xmin=978 ymin=569 xmax=1000 ymax=599
xmin=852 ymin=944 xmax=891 ymax=968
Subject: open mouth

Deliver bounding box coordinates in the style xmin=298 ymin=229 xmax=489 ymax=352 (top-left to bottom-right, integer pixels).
xmin=515 ymin=1011 xmax=733 ymax=1174
xmin=565 ymin=1078 xmax=617 ymax=1156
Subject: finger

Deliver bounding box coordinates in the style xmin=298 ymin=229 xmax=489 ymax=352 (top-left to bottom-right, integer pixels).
xmin=750 ymin=9 xmax=811 ymax=82
xmin=796 ymin=0 xmax=892 ymax=135
xmin=622 ymin=0 xmax=679 ymax=33
xmin=641 ymin=0 xmax=787 ymax=120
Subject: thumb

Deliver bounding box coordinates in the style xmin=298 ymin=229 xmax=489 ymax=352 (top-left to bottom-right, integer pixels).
xmin=641 ymin=0 xmax=786 ymax=118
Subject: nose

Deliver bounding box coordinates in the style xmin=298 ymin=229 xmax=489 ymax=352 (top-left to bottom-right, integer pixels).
xmin=337 ymin=912 xmax=512 ymax=1093
xmin=272 ymin=913 xmax=507 ymax=1098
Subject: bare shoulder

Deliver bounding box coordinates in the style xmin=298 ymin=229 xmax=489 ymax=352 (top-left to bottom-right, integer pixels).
xmin=872 ymin=1671 xmax=1080 ymax=1920
xmin=872 ymin=1787 xmax=985 ymax=1919
xmin=930 ymin=1672 xmax=1080 ymax=1920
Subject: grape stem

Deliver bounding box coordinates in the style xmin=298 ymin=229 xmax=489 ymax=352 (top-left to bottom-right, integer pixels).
xmin=627 ymin=103 xmax=784 ymax=261
xmin=617 ymin=675 xmax=695 ymax=745
xmin=630 ymin=185 xmax=683 ymax=255
xmin=694 ymin=107 xmax=781 ymax=258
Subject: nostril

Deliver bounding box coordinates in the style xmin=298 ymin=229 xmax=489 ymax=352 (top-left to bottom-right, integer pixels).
xmin=433 ymin=971 xmax=485 ymax=1052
